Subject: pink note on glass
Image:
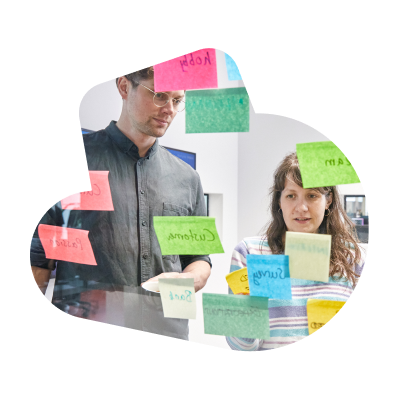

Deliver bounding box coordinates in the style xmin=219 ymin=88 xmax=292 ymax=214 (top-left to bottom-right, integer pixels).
xmin=154 ymin=48 xmax=218 ymax=92
xmin=38 ymin=224 xmax=97 ymax=265
xmin=61 ymin=171 xmax=114 ymax=211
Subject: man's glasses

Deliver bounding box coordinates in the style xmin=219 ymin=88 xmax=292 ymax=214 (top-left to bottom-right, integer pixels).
xmin=133 ymin=81 xmax=185 ymax=112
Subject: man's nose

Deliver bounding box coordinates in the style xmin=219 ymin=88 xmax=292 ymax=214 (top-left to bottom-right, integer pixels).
xmin=161 ymin=100 xmax=175 ymax=115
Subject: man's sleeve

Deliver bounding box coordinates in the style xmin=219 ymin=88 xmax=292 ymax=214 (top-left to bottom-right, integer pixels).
xmin=179 ymin=172 xmax=212 ymax=269
xmin=30 ymin=203 xmax=63 ymax=269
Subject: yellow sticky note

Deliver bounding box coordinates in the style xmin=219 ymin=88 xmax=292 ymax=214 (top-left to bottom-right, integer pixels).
xmin=225 ymin=268 xmax=249 ymax=294
xmin=285 ymin=232 xmax=331 ymax=282
xmin=307 ymin=299 xmax=346 ymax=334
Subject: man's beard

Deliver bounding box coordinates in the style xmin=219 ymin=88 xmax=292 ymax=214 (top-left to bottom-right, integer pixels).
xmin=135 ymin=117 xmax=169 ymax=138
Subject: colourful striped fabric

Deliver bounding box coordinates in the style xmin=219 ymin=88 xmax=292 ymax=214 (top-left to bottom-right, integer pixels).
xmin=226 ymin=236 xmax=365 ymax=351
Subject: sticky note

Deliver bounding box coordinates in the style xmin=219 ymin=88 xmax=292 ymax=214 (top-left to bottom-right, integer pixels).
xmin=296 ymin=141 xmax=360 ymax=188
xmin=153 ymin=216 xmax=224 ymax=255
xmin=61 ymin=171 xmax=114 ymax=211
xmin=38 ymin=224 xmax=97 ymax=265
xmin=225 ymin=268 xmax=249 ymax=294
xmin=154 ymin=48 xmax=217 ymax=92
xmin=285 ymin=232 xmax=331 ymax=282
xmin=185 ymin=87 xmax=249 ymax=133
xmin=203 ymin=293 xmax=270 ymax=339
xmin=158 ymin=278 xmax=196 ymax=319
xmin=247 ymin=255 xmax=292 ymax=300
xmin=307 ymin=299 xmax=346 ymax=334
xmin=224 ymin=53 xmax=242 ymax=80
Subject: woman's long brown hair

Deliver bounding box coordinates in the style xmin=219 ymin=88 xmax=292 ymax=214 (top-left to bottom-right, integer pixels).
xmin=263 ymin=152 xmax=362 ymax=287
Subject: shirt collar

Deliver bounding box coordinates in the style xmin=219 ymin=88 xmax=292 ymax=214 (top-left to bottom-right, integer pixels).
xmin=105 ymin=120 xmax=159 ymax=160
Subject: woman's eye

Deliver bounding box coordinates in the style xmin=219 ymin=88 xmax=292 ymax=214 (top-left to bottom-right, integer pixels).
xmin=287 ymin=194 xmax=294 ymax=199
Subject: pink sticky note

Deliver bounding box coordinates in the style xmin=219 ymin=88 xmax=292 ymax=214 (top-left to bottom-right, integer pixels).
xmin=38 ymin=224 xmax=97 ymax=265
xmin=61 ymin=171 xmax=114 ymax=211
xmin=154 ymin=48 xmax=218 ymax=92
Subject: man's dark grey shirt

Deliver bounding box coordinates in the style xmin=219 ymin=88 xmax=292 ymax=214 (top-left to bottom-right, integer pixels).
xmin=31 ymin=121 xmax=211 ymax=339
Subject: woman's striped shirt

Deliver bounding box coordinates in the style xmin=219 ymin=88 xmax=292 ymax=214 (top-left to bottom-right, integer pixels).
xmin=226 ymin=236 xmax=364 ymax=351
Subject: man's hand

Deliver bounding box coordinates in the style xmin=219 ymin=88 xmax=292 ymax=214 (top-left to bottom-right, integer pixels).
xmin=142 ymin=260 xmax=211 ymax=292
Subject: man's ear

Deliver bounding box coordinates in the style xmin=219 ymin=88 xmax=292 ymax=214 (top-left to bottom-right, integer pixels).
xmin=117 ymin=77 xmax=129 ymax=100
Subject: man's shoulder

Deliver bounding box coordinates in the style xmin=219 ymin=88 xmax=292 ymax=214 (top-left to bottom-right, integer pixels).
xmin=82 ymin=129 xmax=109 ymax=146
xmin=158 ymin=145 xmax=199 ymax=178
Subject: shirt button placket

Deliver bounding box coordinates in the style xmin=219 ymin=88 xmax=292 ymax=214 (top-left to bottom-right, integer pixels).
xmin=137 ymin=159 xmax=149 ymax=282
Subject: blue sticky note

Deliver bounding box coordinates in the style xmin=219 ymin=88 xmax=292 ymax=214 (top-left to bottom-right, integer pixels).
xmin=247 ymin=255 xmax=292 ymax=300
xmin=224 ymin=53 xmax=242 ymax=81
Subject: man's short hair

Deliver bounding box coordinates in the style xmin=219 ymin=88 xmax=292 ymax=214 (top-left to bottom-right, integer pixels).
xmin=115 ymin=67 xmax=154 ymax=88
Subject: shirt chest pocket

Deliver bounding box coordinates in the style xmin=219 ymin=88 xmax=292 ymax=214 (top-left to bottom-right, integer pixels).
xmin=162 ymin=203 xmax=189 ymax=217
xmin=161 ymin=203 xmax=189 ymax=264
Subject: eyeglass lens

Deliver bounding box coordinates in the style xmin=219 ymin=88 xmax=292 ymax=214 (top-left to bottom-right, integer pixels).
xmin=153 ymin=92 xmax=185 ymax=112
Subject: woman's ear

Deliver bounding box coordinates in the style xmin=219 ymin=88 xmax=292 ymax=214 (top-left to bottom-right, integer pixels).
xmin=326 ymin=192 xmax=333 ymax=209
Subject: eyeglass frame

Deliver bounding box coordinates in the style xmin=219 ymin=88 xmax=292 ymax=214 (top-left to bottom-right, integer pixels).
xmin=133 ymin=80 xmax=185 ymax=112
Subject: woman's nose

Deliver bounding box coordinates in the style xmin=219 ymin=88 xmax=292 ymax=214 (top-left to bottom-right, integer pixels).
xmin=295 ymin=201 xmax=308 ymax=212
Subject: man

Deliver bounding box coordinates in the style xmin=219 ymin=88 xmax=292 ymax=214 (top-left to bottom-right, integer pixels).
xmin=31 ymin=67 xmax=212 ymax=339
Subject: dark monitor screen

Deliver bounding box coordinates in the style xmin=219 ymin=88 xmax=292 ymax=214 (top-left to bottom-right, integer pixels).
xmin=163 ymin=146 xmax=196 ymax=170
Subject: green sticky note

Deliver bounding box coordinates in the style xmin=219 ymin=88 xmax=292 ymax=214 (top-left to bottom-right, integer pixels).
xmin=296 ymin=141 xmax=360 ymax=188
xmin=284 ymin=232 xmax=331 ymax=282
xmin=185 ymin=87 xmax=249 ymax=133
xmin=202 ymin=293 xmax=270 ymax=339
xmin=159 ymin=278 xmax=196 ymax=319
xmin=153 ymin=216 xmax=224 ymax=255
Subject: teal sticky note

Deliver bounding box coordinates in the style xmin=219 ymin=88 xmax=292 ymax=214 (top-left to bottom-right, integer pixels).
xmin=224 ymin=53 xmax=242 ymax=80
xmin=159 ymin=278 xmax=196 ymax=319
xmin=247 ymin=255 xmax=292 ymax=300
xmin=153 ymin=216 xmax=224 ymax=255
xmin=185 ymin=88 xmax=249 ymax=133
xmin=202 ymin=293 xmax=270 ymax=339
xmin=296 ymin=141 xmax=360 ymax=188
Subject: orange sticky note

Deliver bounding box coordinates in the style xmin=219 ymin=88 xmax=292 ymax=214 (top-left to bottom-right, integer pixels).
xmin=38 ymin=224 xmax=97 ymax=265
xmin=61 ymin=171 xmax=114 ymax=211
xmin=154 ymin=48 xmax=218 ymax=92
xmin=225 ymin=268 xmax=250 ymax=294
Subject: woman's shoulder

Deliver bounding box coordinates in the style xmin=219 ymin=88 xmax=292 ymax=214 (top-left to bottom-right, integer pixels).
xmin=234 ymin=236 xmax=272 ymax=255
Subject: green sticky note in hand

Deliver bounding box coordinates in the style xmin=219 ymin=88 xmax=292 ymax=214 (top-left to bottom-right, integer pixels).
xmin=153 ymin=216 xmax=224 ymax=255
xmin=185 ymin=87 xmax=249 ymax=133
xmin=203 ymin=293 xmax=270 ymax=339
xmin=296 ymin=141 xmax=360 ymax=188
xmin=284 ymin=232 xmax=331 ymax=282
xmin=159 ymin=278 xmax=196 ymax=319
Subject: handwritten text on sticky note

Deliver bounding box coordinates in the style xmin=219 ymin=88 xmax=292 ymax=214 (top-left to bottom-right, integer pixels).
xmin=296 ymin=141 xmax=360 ymax=188
xmin=203 ymin=293 xmax=270 ymax=339
xmin=154 ymin=48 xmax=217 ymax=92
xmin=285 ymin=232 xmax=331 ymax=282
xmin=307 ymin=299 xmax=346 ymax=334
xmin=247 ymin=255 xmax=292 ymax=300
xmin=38 ymin=224 xmax=97 ymax=265
xmin=225 ymin=53 xmax=242 ymax=80
xmin=159 ymin=278 xmax=196 ymax=319
xmin=60 ymin=171 xmax=114 ymax=211
xmin=153 ymin=216 xmax=224 ymax=255
xmin=225 ymin=268 xmax=249 ymax=294
xmin=185 ymin=87 xmax=249 ymax=133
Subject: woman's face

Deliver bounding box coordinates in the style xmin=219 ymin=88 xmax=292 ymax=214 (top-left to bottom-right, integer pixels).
xmin=280 ymin=178 xmax=332 ymax=234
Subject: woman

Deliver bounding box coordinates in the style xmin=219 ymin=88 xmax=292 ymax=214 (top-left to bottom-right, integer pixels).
xmin=227 ymin=152 xmax=365 ymax=351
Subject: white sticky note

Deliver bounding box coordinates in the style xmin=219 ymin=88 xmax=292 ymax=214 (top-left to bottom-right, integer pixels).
xmin=285 ymin=232 xmax=331 ymax=282
xmin=158 ymin=278 xmax=196 ymax=319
